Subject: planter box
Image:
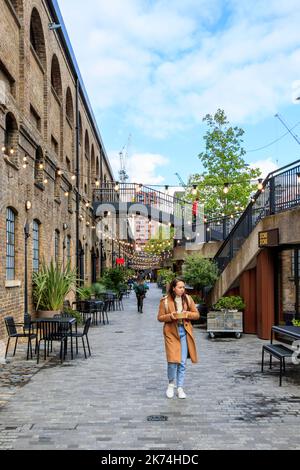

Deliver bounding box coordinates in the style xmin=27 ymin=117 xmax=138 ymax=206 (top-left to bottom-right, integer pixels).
xmin=207 ymin=310 xmax=243 ymax=338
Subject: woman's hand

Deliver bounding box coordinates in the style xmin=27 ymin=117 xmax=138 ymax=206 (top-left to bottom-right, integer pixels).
xmin=170 ymin=311 xmax=177 ymax=321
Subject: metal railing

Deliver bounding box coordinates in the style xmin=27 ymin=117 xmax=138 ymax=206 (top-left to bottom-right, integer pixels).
xmin=214 ymin=159 xmax=300 ymax=273
xmin=93 ymin=182 xmax=196 ymax=223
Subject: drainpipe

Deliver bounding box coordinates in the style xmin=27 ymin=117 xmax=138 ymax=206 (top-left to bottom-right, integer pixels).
xmin=75 ymin=77 xmax=80 ymax=286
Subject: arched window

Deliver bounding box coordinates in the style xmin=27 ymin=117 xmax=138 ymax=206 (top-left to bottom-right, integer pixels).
xmin=84 ymin=131 xmax=90 ymax=159
xmin=66 ymin=87 xmax=74 ymax=125
xmin=91 ymin=145 xmax=95 ymax=177
xmin=30 ymin=8 xmax=46 ymax=67
xmin=51 ymin=55 xmax=62 ymax=100
xmin=4 ymin=112 xmax=18 ymax=158
xmin=54 ymin=230 xmax=60 ymax=265
xmin=33 ymin=219 xmax=40 ymax=273
xmin=6 ymin=208 xmax=16 ymax=280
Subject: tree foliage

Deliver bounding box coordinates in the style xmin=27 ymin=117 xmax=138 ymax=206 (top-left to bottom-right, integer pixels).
xmin=187 ymin=109 xmax=261 ymax=217
xmin=144 ymin=226 xmax=174 ymax=255
xmin=182 ymin=254 xmax=219 ymax=291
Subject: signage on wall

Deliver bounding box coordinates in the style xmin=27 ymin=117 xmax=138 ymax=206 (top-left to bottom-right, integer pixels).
xmin=258 ymin=228 xmax=279 ymax=248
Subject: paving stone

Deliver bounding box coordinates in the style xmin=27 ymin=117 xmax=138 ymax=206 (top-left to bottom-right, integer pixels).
xmin=1 ymin=285 xmax=300 ymax=449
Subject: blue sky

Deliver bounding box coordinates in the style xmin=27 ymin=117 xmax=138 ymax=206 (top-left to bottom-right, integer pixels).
xmin=58 ymin=0 xmax=300 ymax=188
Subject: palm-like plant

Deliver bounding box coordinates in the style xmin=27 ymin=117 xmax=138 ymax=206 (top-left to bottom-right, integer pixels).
xmin=32 ymin=260 xmax=79 ymax=311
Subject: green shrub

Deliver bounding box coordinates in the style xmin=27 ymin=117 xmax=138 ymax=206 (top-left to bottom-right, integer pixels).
xmin=214 ymin=296 xmax=245 ymax=311
xmin=292 ymin=319 xmax=300 ymax=327
xmin=182 ymin=254 xmax=219 ymax=291
xmin=77 ymin=286 xmax=92 ymax=300
xmin=63 ymin=307 xmax=83 ymax=326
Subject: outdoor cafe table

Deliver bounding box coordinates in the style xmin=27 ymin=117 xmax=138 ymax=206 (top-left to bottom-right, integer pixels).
xmin=32 ymin=317 xmax=77 ymax=360
xmin=271 ymin=325 xmax=300 ymax=343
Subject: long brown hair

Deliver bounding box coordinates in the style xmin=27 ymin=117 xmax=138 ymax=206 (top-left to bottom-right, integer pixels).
xmin=168 ymin=278 xmax=189 ymax=311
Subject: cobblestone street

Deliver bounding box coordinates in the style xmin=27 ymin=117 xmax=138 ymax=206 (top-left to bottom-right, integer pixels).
xmin=1 ymin=285 xmax=300 ymax=450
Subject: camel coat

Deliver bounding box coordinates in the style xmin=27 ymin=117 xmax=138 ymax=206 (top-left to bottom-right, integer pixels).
xmin=157 ymin=294 xmax=200 ymax=364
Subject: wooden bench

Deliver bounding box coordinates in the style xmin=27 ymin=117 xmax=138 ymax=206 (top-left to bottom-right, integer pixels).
xmin=261 ymin=343 xmax=294 ymax=386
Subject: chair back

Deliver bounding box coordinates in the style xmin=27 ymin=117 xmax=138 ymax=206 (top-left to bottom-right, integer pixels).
xmin=83 ymin=317 xmax=91 ymax=335
xmin=4 ymin=316 xmax=17 ymax=336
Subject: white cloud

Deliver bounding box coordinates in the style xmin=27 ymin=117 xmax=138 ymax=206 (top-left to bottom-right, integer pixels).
xmin=249 ymin=158 xmax=279 ymax=179
xmin=108 ymin=151 xmax=169 ymax=185
xmin=58 ymin=0 xmax=300 ymax=137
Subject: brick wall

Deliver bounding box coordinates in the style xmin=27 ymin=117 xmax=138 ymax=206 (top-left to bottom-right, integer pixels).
xmin=0 ymin=0 xmax=114 ymax=342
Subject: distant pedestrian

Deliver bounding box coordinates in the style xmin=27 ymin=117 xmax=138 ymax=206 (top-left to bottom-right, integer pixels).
xmin=133 ymin=277 xmax=147 ymax=313
xmin=157 ymin=278 xmax=200 ymax=399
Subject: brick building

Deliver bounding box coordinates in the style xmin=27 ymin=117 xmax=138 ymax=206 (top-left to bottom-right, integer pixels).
xmin=0 ymin=0 xmax=116 ymax=343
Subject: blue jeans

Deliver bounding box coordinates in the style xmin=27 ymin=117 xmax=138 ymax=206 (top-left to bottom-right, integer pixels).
xmin=167 ymin=325 xmax=188 ymax=388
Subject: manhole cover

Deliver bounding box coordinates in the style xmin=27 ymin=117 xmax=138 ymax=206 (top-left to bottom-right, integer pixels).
xmin=114 ymin=331 xmax=124 ymax=334
xmin=147 ymin=415 xmax=168 ymax=422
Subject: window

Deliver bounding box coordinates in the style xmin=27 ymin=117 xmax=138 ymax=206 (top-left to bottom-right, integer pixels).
xmin=54 ymin=230 xmax=60 ymax=265
xmin=4 ymin=112 xmax=18 ymax=158
xmin=66 ymin=236 xmax=71 ymax=263
xmin=30 ymin=104 xmax=41 ymax=132
xmin=51 ymin=135 xmax=58 ymax=155
xmin=6 ymin=208 xmax=16 ymax=280
xmin=66 ymin=88 xmax=74 ymax=125
xmin=33 ymin=220 xmax=40 ymax=273
xmin=30 ymin=8 xmax=46 ymax=67
xmin=51 ymin=55 xmax=62 ymax=100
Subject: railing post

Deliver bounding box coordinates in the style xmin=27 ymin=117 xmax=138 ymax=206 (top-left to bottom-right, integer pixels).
xmin=269 ymin=176 xmax=275 ymax=215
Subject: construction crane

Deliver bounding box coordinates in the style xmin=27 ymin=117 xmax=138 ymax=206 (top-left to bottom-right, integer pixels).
xmin=174 ymin=172 xmax=187 ymax=188
xmin=118 ymin=134 xmax=131 ymax=183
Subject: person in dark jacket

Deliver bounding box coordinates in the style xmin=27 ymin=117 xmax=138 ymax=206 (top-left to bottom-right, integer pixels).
xmin=133 ymin=277 xmax=147 ymax=313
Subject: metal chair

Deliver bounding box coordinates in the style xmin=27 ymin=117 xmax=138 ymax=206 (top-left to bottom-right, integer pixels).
xmin=36 ymin=320 xmax=69 ymax=364
xmin=4 ymin=316 xmax=37 ymax=360
xmin=68 ymin=317 xmax=92 ymax=358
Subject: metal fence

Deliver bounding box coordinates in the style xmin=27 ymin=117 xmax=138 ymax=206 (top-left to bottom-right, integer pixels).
xmin=214 ymin=160 xmax=300 ymax=273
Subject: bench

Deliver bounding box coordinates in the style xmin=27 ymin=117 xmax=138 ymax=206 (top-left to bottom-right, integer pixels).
xmin=261 ymin=343 xmax=294 ymax=386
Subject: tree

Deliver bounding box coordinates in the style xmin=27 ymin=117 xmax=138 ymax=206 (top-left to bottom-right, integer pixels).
xmin=144 ymin=226 xmax=174 ymax=256
xmin=187 ymin=109 xmax=261 ymax=217
xmin=182 ymin=254 xmax=219 ymax=291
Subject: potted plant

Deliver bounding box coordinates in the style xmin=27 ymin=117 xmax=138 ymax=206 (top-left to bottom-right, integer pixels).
xmin=214 ymin=295 xmax=245 ymax=312
xmin=32 ymin=260 xmax=78 ymax=318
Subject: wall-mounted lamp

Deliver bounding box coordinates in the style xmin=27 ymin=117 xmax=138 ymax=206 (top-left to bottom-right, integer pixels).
xmin=49 ymin=22 xmax=62 ymax=30
xmin=63 ymin=223 xmax=68 ymax=230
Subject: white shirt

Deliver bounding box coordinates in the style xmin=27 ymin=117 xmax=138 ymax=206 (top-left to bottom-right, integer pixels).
xmin=175 ymin=296 xmax=183 ymax=313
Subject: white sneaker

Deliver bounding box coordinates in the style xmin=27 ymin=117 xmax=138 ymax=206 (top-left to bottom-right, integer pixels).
xmin=166 ymin=383 xmax=176 ymax=398
xmin=177 ymin=387 xmax=187 ymax=399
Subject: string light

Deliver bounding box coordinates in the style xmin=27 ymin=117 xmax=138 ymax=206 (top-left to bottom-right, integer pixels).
xmin=223 ymin=183 xmax=229 ymax=194
xmin=192 ymin=185 xmax=197 ymax=196
xmin=57 ymin=169 xmax=63 ymax=176
xmin=257 ymin=178 xmax=263 ymax=190
xmin=1 ymin=146 xmax=6 ymax=152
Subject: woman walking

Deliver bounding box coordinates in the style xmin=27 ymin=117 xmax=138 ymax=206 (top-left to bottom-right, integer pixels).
xmin=157 ymin=278 xmax=200 ymax=399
